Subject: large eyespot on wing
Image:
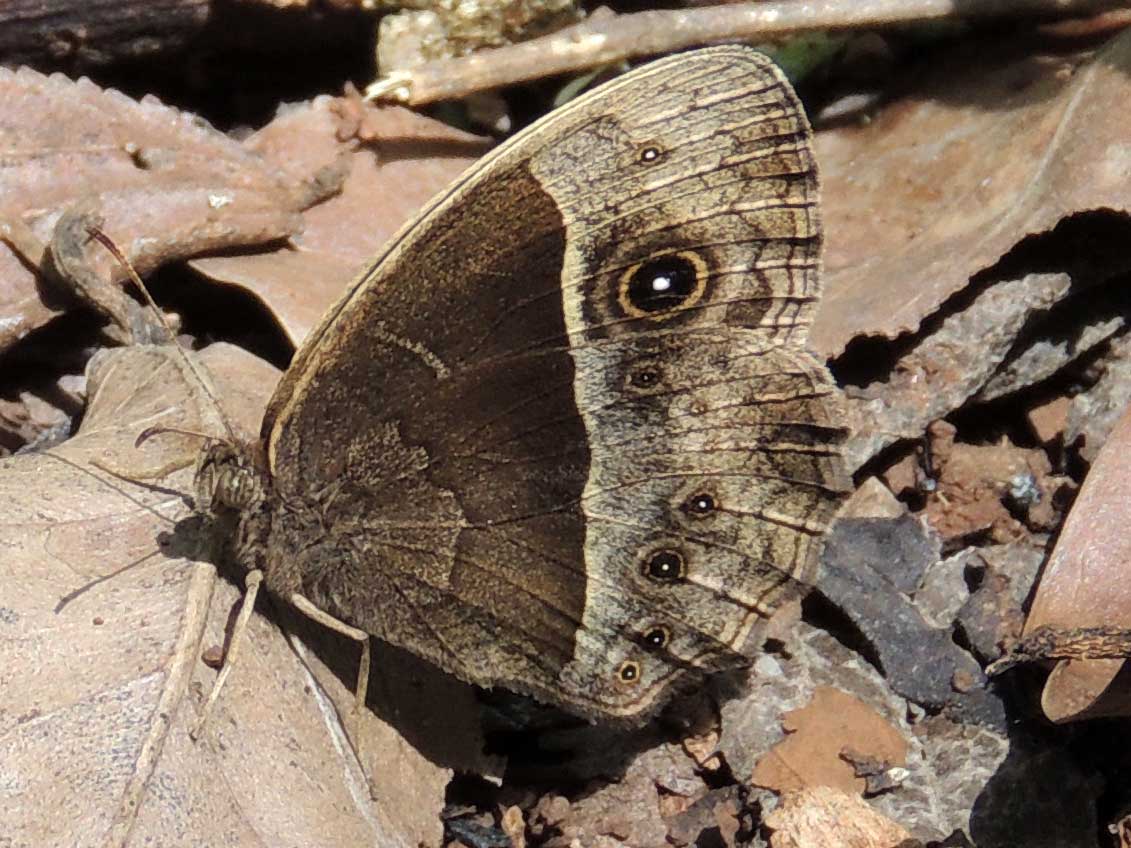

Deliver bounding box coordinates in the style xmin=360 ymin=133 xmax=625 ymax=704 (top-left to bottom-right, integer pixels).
xmin=618 ymin=250 xmax=710 ymax=318
xmin=527 ymin=45 xmax=821 ymax=347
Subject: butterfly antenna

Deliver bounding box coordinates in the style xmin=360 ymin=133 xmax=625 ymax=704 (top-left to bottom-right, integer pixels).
xmin=135 ymin=425 xmax=220 ymax=449
xmin=86 ymin=227 xmax=237 ymax=444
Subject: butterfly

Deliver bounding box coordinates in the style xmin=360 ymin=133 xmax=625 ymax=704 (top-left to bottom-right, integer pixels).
xmin=189 ymin=45 xmax=848 ymax=725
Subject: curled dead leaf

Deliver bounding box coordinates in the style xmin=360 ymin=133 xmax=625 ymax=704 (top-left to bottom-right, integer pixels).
xmin=190 ymin=97 xmax=489 ymax=346
xmin=1021 ymin=400 xmax=1131 ymax=721
xmin=814 ymin=32 xmax=1131 ymax=357
xmin=0 ymin=69 xmax=305 ymax=352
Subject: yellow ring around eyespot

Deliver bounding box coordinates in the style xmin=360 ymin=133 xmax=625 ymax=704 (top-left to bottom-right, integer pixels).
xmin=616 ymin=249 xmax=710 ymax=320
xmin=642 ymin=548 xmax=687 ymax=582
xmin=616 ymin=660 xmax=642 ymax=684
xmin=644 ymin=626 xmax=671 ymax=649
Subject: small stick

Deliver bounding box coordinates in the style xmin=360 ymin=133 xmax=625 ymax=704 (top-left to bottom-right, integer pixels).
xmin=367 ymin=0 xmax=1127 ymax=105
xmin=987 ymin=624 xmax=1131 ymax=675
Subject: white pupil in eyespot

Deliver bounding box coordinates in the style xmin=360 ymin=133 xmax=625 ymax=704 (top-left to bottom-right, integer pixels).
xmin=652 ymin=275 xmax=673 ymax=292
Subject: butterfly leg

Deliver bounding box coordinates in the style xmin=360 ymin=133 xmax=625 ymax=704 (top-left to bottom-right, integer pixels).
xmin=190 ymin=568 xmax=264 ymax=741
xmin=289 ymin=593 xmax=372 ymax=777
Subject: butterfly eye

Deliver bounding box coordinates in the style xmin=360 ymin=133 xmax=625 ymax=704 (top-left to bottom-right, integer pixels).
xmin=682 ymin=493 xmax=716 ymax=516
xmin=644 ymin=549 xmax=685 ymax=582
xmin=617 ymin=660 xmax=641 ymax=683
xmin=618 ymin=250 xmax=708 ymax=318
xmin=642 ymin=626 xmax=670 ymax=649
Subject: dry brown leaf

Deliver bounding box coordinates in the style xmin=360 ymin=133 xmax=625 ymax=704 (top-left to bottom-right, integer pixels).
xmin=0 ymin=343 xmax=453 ymax=847
xmin=501 ymin=804 xmax=526 ymax=848
xmin=752 ymin=687 xmax=908 ymax=796
xmin=764 ymin=786 xmax=912 ymax=848
xmin=713 ymin=795 xmax=741 ymax=848
xmin=840 ymin=477 xmax=907 ymax=520
xmin=681 ymin=725 xmax=722 ymax=771
xmin=1027 ymin=396 xmax=1071 ymax=445
xmin=0 ymin=69 xmax=305 ymax=352
xmin=190 ymin=97 xmax=490 ymax=346
xmin=813 ymin=32 xmax=1131 ymax=357
xmin=1023 ymin=400 xmax=1131 ymax=722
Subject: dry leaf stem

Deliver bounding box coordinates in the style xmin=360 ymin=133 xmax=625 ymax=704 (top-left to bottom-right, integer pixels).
xmin=368 ymin=0 xmax=1126 ymax=104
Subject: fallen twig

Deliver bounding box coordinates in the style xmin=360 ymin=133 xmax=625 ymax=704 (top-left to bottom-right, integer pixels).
xmin=987 ymin=625 xmax=1131 ymax=675
xmin=366 ymin=0 xmax=1127 ymax=105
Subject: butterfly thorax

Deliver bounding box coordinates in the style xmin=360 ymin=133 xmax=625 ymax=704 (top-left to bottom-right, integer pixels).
xmin=193 ymin=440 xmax=358 ymax=606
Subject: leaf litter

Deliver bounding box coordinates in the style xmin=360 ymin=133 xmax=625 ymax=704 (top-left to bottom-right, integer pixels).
xmin=6 ymin=16 xmax=1131 ymax=848
xmin=1 ymin=342 xmax=454 ymax=847
xmin=189 ymin=92 xmax=489 ymax=345
xmin=0 ymin=67 xmax=307 ymax=352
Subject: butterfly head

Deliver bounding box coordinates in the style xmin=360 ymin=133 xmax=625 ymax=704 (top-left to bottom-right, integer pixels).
xmin=193 ymin=440 xmax=268 ymax=518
